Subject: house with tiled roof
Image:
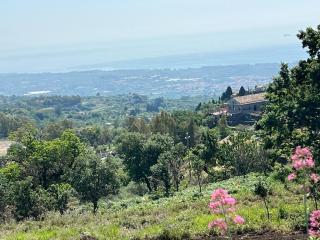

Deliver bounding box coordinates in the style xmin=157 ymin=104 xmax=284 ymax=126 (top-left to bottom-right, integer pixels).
xmin=227 ymin=93 xmax=267 ymax=114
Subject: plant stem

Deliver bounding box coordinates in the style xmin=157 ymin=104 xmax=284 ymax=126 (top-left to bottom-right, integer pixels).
xmin=221 ymin=205 xmax=232 ymax=239
xmin=263 ymin=198 xmax=270 ymax=221
xmin=303 ymin=193 xmax=308 ymax=234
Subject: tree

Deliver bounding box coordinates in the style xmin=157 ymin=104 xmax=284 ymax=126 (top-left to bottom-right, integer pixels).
xmin=150 ymin=156 xmax=171 ymax=196
xmin=13 ymin=177 xmax=52 ymax=220
xmin=218 ymin=132 xmax=258 ymax=177
xmin=189 ymin=152 xmax=205 ymax=193
xmin=221 ymin=86 xmax=233 ymax=101
xmin=239 ymin=86 xmax=246 ymax=96
xmin=168 ymin=143 xmax=187 ymax=191
xmin=0 ymin=113 xmax=28 ymax=138
xmin=117 ymin=133 xmax=173 ymax=192
xmin=43 ymin=120 xmax=73 ymax=140
xmin=151 ymin=143 xmax=187 ymax=194
xmin=117 ymin=132 xmax=149 ymax=190
xmin=218 ymin=115 xmax=229 ymax=140
xmin=9 ymin=130 xmax=83 ymax=189
xmin=195 ymin=102 xmax=202 ymax=111
xmin=150 ymin=111 xmax=176 ymax=136
xmin=142 ymin=134 xmax=173 ymax=190
xmin=77 ymin=126 xmax=101 ymax=147
xmin=0 ymin=163 xmax=21 ymax=219
xmin=199 ymin=129 xmax=218 ymax=171
xmin=69 ymin=152 xmax=120 ymax=214
xmin=258 ymin=25 xmax=320 ymax=162
xmin=125 ymin=117 xmax=149 ymax=134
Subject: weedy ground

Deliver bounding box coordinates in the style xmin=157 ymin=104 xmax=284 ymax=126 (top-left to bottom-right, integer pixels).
xmin=0 ymin=174 xmax=310 ymax=240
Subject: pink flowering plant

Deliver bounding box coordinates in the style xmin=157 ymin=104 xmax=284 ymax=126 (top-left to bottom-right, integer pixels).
xmin=208 ymin=188 xmax=245 ymax=238
xmin=287 ymin=146 xmax=320 ymax=233
xmin=309 ymin=210 xmax=320 ymax=238
xmin=287 ymin=146 xmax=319 ymax=192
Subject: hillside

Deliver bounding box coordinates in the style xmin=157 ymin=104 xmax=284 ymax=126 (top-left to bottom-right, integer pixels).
xmin=0 ymin=174 xmax=308 ymax=240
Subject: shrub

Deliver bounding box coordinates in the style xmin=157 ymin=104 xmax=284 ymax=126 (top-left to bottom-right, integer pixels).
xmin=48 ymin=183 xmax=74 ymax=214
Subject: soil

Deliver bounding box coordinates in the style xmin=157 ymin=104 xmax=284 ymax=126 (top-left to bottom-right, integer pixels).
xmin=193 ymin=231 xmax=307 ymax=240
xmin=236 ymin=232 xmax=307 ymax=240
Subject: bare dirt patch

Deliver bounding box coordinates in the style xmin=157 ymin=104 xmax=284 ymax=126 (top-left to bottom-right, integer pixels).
xmin=237 ymin=232 xmax=307 ymax=240
xmin=192 ymin=231 xmax=307 ymax=240
xmin=0 ymin=140 xmax=13 ymax=156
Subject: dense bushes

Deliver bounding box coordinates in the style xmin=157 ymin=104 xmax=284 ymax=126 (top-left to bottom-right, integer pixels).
xmin=0 ymin=131 xmax=122 ymax=220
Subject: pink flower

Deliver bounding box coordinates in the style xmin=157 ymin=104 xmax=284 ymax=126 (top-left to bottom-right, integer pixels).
xmin=209 ymin=201 xmax=221 ymax=210
xmin=291 ymin=146 xmax=314 ymax=170
xmin=309 ymin=210 xmax=320 ymax=237
xmin=208 ymin=188 xmax=245 ymax=236
xmin=292 ymin=146 xmax=313 ymax=161
xmin=211 ymin=188 xmax=229 ymax=200
xmin=288 ymin=173 xmax=297 ymax=181
xmin=311 ymin=173 xmax=320 ymax=183
xmin=208 ymin=219 xmax=228 ymax=233
xmin=233 ymin=215 xmax=245 ymax=225
xmin=306 ymin=158 xmax=315 ymax=168
xmin=222 ymin=197 xmax=236 ymax=206
xmin=293 ymin=160 xmax=303 ymax=170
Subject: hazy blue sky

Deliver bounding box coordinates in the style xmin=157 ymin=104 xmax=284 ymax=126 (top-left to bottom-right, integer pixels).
xmin=1 ymin=0 xmax=320 ymax=72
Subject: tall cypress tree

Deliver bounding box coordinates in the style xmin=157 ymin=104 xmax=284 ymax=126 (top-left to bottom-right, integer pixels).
xmin=239 ymin=86 xmax=246 ymax=96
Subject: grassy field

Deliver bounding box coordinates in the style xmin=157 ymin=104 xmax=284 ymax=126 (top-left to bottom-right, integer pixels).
xmin=0 ymin=174 xmax=309 ymax=240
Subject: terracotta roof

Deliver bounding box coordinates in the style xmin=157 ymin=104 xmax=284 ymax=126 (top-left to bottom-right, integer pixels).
xmin=230 ymin=93 xmax=267 ymax=105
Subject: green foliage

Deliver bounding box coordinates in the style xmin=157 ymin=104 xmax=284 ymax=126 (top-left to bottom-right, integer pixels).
xmin=117 ymin=132 xmax=149 ymax=189
xmin=217 ymin=115 xmax=230 ymax=139
xmin=150 ymin=111 xmax=176 ymax=136
xmin=221 ymin=86 xmax=233 ymax=101
xmin=271 ymin=163 xmax=292 ymax=184
xmin=69 ymin=152 xmax=120 ymax=213
xmin=218 ymin=131 xmax=268 ymax=177
xmin=198 ymin=129 xmax=218 ymax=170
xmin=13 ymin=177 xmax=52 ymax=220
xmin=254 ymin=177 xmax=272 ymax=220
xmin=259 ymin=24 xmax=320 ymax=162
xmin=42 ymin=119 xmax=73 ymax=140
xmin=0 ymin=113 xmax=33 ymax=138
xmin=151 ymin=143 xmax=187 ymax=195
xmin=0 ymin=174 xmax=309 ymax=240
xmin=188 ymin=152 xmax=205 ymax=193
xmin=48 ymin=183 xmax=74 ymax=214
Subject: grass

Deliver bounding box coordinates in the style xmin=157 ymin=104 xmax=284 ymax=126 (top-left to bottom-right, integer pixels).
xmin=0 ymin=174 xmax=310 ymax=240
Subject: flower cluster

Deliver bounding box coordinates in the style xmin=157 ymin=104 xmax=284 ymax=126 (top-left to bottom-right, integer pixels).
xmin=309 ymin=210 xmax=320 ymax=237
xmin=291 ymin=146 xmax=314 ymax=170
xmin=208 ymin=188 xmax=245 ymax=235
xmin=287 ymin=146 xmax=320 ymax=236
xmin=287 ymin=146 xmax=320 ymax=186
